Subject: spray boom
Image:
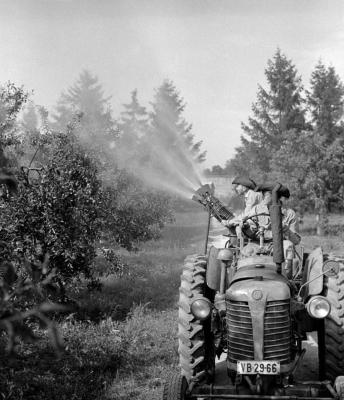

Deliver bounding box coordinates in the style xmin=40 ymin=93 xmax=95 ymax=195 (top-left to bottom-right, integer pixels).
xmin=192 ymin=184 xmax=234 ymax=222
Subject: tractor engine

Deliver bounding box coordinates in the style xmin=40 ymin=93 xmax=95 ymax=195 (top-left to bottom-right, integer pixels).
xmin=226 ymin=268 xmax=293 ymax=373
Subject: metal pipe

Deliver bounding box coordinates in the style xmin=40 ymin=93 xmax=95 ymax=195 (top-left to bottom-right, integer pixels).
xmin=204 ymin=206 xmax=211 ymax=255
xmin=270 ymin=183 xmax=284 ymax=273
xmin=219 ymin=262 xmax=226 ymax=294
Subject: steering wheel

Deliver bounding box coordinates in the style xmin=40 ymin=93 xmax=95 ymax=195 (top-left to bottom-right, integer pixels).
xmin=238 ymin=213 xmax=270 ymax=240
xmin=242 ymin=212 xmax=270 ymax=227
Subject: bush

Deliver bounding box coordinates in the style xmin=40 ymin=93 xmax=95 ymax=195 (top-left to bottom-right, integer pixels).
xmin=0 ymin=131 xmax=102 ymax=293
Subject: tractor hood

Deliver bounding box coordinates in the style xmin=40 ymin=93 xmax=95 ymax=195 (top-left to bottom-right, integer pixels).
xmin=232 ymin=257 xmax=288 ymax=287
xmin=227 ymin=273 xmax=290 ymax=303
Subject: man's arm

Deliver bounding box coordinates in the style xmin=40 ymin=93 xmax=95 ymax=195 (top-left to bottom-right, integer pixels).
xmin=236 ymin=190 xmax=262 ymax=220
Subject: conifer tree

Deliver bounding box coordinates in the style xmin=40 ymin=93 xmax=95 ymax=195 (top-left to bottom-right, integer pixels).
xmin=305 ymin=62 xmax=344 ymax=233
xmin=231 ymin=49 xmax=306 ymax=177
xmin=149 ymin=80 xmax=206 ymax=163
xmin=117 ymin=89 xmax=149 ymax=161
xmin=271 ymin=62 xmax=344 ymax=234
xmin=308 ymin=62 xmax=344 ymax=141
xmin=52 ymin=70 xmax=117 ymax=146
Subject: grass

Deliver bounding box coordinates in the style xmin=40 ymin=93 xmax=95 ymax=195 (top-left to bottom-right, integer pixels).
xmin=299 ymin=214 xmax=344 ymax=254
xmin=71 ymin=210 xmax=208 ymax=322
xmin=0 ymin=210 xmax=207 ymax=400
xmin=2 ymin=209 xmax=344 ymax=400
xmin=0 ymin=307 xmax=178 ymax=400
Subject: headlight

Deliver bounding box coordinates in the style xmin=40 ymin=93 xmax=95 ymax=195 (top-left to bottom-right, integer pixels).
xmin=323 ymin=260 xmax=339 ymax=277
xmin=306 ymin=296 xmax=331 ymax=319
xmin=191 ymin=298 xmax=212 ymax=320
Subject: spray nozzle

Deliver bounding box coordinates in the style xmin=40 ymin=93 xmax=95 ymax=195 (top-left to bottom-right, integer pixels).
xmin=192 ymin=183 xmax=234 ymax=222
xmin=191 ymin=183 xmax=215 ymax=204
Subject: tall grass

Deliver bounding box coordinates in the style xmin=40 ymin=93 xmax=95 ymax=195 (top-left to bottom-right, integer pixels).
xmin=0 ymin=209 xmax=207 ymax=400
xmin=0 ymin=307 xmax=178 ymax=400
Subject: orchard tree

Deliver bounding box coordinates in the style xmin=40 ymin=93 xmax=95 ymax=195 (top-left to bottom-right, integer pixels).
xmin=2 ymin=129 xmax=103 ymax=294
xmin=230 ymin=49 xmax=306 ymax=177
xmin=0 ymin=84 xmax=65 ymax=352
xmin=100 ymin=171 xmax=173 ymax=250
xmin=0 ymin=82 xmax=28 ymax=168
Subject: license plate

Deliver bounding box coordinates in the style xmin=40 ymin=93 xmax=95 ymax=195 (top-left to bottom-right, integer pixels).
xmin=237 ymin=361 xmax=280 ymax=375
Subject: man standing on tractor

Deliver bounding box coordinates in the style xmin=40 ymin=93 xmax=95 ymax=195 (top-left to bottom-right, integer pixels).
xmin=222 ymin=176 xmax=262 ymax=227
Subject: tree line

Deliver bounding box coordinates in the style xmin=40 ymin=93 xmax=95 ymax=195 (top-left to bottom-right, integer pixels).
xmin=207 ymin=49 xmax=344 ymax=234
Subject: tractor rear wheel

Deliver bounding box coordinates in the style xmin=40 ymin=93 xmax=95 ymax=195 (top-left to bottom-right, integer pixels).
xmin=162 ymin=374 xmax=189 ymax=400
xmin=178 ymin=254 xmax=215 ymax=384
xmin=319 ymin=263 xmax=344 ymax=381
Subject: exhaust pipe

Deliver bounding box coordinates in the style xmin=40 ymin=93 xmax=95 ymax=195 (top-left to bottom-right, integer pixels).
xmin=269 ymin=183 xmax=285 ymax=273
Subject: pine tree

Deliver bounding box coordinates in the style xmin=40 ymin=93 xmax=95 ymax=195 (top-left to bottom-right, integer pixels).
xmin=117 ymin=89 xmax=149 ymax=159
xmin=149 ymin=80 xmax=206 ymax=162
xmin=305 ymin=62 xmax=344 ymax=233
xmin=52 ymin=70 xmax=117 ymax=146
xmin=231 ymin=49 xmax=306 ymax=177
xmin=308 ymin=61 xmax=344 ymax=142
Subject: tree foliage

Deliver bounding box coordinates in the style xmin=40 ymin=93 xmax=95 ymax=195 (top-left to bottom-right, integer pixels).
xmin=1 ymin=129 xmax=102 ymax=292
xmin=230 ymin=49 xmax=306 ymax=178
xmin=0 ymin=82 xmax=29 ymax=168
xmin=101 ymin=172 xmax=173 ymax=251
xmin=227 ymin=51 xmax=344 ymax=234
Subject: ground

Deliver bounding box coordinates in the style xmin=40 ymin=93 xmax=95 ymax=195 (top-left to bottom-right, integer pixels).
xmin=1 ymin=209 xmax=344 ymax=399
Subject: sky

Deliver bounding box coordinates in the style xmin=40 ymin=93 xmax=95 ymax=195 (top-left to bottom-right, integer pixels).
xmin=0 ymin=0 xmax=343 ymax=168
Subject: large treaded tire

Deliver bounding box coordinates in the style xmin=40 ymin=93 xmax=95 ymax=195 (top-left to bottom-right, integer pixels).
xmin=162 ymin=374 xmax=189 ymax=400
xmin=321 ymin=263 xmax=344 ymax=381
xmin=178 ymin=254 xmax=215 ymax=384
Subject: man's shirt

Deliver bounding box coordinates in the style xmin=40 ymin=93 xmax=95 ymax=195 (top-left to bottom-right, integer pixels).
xmin=246 ymin=203 xmax=301 ymax=245
xmin=236 ymin=189 xmax=263 ymax=220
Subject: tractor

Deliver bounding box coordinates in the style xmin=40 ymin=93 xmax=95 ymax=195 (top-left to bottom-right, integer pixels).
xmin=163 ymin=183 xmax=344 ymax=400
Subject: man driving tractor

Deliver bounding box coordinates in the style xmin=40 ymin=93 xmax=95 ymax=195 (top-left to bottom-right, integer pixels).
xmin=246 ymin=183 xmax=301 ymax=246
xmin=225 ymin=176 xmax=262 ymax=226
xmin=222 ymin=181 xmax=301 ymax=258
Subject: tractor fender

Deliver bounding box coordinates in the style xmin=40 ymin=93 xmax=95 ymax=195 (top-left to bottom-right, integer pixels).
xmin=303 ymin=246 xmax=323 ymax=297
xmin=206 ymin=246 xmax=221 ymax=291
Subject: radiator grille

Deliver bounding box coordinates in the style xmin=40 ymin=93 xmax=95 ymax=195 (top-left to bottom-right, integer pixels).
xmin=226 ymin=299 xmax=291 ymax=364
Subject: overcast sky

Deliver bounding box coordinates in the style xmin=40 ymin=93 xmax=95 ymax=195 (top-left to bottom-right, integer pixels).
xmin=0 ymin=0 xmax=343 ymax=167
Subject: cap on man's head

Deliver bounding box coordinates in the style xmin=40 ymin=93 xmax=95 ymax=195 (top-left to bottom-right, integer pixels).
xmin=232 ymin=176 xmax=257 ymax=191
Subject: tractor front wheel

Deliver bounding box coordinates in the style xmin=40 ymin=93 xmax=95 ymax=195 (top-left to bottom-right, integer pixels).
xmin=178 ymin=254 xmax=215 ymax=385
xmin=319 ymin=263 xmax=344 ymax=381
xmin=162 ymin=374 xmax=189 ymax=400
